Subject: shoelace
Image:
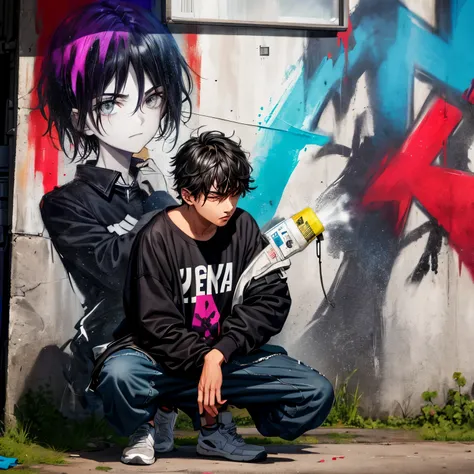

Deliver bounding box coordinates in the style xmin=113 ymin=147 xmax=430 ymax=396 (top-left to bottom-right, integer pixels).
xmin=129 ymin=426 xmax=153 ymax=447
xmin=224 ymin=423 xmax=245 ymax=444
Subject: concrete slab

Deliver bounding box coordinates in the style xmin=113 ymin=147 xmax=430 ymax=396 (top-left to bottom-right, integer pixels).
xmin=38 ymin=443 xmax=474 ymax=474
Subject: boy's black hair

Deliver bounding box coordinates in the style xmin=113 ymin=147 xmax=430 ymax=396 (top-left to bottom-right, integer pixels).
xmin=170 ymin=130 xmax=256 ymax=201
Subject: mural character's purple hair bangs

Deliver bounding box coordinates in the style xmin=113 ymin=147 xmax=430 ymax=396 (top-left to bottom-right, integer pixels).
xmin=52 ymin=31 xmax=129 ymax=94
xmin=37 ymin=1 xmax=193 ymax=162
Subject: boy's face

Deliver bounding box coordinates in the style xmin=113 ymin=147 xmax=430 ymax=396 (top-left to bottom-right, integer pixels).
xmin=77 ymin=67 xmax=164 ymax=154
xmin=188 ymin=190 xmax=240 ymax=227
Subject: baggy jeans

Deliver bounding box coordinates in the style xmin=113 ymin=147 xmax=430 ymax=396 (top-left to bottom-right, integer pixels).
xmin=95 ymin=346 xmax=335 ymax=441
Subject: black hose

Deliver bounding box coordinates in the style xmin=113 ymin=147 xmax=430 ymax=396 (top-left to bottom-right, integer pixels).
xmin=316 ymin=236 xmax=336 ymax=308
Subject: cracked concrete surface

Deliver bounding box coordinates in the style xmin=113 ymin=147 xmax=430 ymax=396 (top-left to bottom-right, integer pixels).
xmin=37 ymin=443 xmax=474 ymax=474
xmin=6 ymin=234 xmax=82 ymax=422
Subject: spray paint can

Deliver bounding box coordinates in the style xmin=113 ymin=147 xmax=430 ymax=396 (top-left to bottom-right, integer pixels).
xmin=232 ymin=208 xmax=325 ymax=307
xmin=263 ymin=207 xmax=325 ymax=262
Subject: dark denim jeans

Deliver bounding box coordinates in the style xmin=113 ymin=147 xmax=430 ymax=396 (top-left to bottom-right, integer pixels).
xmin=96 ymin=346 xmax=334 ymax=441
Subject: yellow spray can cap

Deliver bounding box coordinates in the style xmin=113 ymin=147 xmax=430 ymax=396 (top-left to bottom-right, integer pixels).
xmin=291 ymin=207 xmax=325 ymax=243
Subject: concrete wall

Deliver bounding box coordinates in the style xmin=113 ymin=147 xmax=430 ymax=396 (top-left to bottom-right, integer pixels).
xmin=7 ymin=0 xmax=474 ymax=420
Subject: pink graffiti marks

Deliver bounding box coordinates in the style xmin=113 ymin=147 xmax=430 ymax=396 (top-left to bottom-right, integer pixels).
xmin=184 ymin=33 xmax=202 ymax=109
xmin=362 ymin=93 xmax=474 ymax=279
xmin=192 ymin=295 xmax=221 ymax=340
xmin=52 ymin=32 xmax=129 ymax=94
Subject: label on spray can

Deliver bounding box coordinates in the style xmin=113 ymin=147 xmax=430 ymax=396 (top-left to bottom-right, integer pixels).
xmin=291 ymin=208 xmax=325 ymax=243
xmin=264 ymin=245 xmax=278 ymax=262
xmin=269 ymin=221 xmax=299 ymax=258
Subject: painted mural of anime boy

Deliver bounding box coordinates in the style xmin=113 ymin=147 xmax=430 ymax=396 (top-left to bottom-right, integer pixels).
xmin=36 ymin=0 xmax=193 ymax=421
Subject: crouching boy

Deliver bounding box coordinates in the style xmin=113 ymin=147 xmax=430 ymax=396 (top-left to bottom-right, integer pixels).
xmin=90 ymin=131 xmax=334 ymax=465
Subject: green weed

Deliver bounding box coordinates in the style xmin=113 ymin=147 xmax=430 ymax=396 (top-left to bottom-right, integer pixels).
xmin=0 ymin=425 xmax=65 ymax=467
xmin=324 ymin=369 xmax=364 ymax=427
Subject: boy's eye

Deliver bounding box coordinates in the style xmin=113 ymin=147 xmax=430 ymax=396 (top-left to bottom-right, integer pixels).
xmin=144 ymin=93 xmax=161 ymax=109
xmin=207 ymin=193 xmax=225 ymax=202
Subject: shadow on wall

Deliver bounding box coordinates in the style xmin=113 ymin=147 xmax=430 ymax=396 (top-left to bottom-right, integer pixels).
xmin=17 ymin=345 xmax=82 ymax=417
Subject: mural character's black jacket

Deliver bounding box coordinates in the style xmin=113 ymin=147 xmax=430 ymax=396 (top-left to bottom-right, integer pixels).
xmin=40 ymin=162 xmax=166 ymax=356
xmin=89 ymin=209 xmax=291 ymax=389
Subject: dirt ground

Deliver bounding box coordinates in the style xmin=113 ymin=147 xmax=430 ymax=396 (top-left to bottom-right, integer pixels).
xmin=34 ymin=428 xmax=474 ymax=474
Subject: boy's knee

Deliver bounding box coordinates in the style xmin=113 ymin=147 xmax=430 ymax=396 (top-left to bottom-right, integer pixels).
xmin=102 ymin=356 xmax=129 ymax=383
xmin=302 ymin=369 xmax=334 ymax=417
xmin=307 ymin=367 xmax=332 ymax=393
xmin=316 ymin=375 xmax=335 ymax=409
xmin=307 ymin=372 xmax=334 ymax=428
xmin=302 ymin=365 xmax=334 ymax=400
xmin=99 ymin=352 xmax=146 ymax=389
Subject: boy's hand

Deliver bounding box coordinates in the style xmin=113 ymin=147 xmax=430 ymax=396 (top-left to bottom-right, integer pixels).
xmin=198 ymin=349 xmax=227 ymax=417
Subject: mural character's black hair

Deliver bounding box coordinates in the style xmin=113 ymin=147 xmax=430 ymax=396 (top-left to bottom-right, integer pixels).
xmin=36 ymin=0 xmax=193 ymax=161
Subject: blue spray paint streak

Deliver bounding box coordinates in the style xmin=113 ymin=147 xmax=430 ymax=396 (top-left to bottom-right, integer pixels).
xmin=242 ymin=1 xmax=474 ymax=227
xmin=412 ymin=2 xmax=474 ymax=92
xmin=243 ymin=71 xmax=330 ymax=224
xmin=241 ymin=13 xmax=373 ymax=225
xmin=373 ymin=8 xmax=413 ymax=138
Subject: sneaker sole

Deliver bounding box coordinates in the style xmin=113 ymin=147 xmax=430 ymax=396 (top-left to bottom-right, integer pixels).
xmin=121 ymin=454 xmax=155 ymax=465
xmin=196 ymin=444 xmax=267 ymax=463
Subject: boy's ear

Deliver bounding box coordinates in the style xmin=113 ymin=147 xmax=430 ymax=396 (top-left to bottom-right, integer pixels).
xmin=71 ymin=108 xmax=94 ymax=136
xmin=181 ymin=189 xmax=194 ymax=206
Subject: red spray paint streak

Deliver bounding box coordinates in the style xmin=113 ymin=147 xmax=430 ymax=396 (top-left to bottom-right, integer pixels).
xmin=361 ymin=96 xmax=474 ymax=278
xmin=337 ymin=20 xmax=353 ymax=72
xmin=184 ymin=33 xmax=202 ymax=109
xmin=29 ymin=0 xmax=94 ymax=194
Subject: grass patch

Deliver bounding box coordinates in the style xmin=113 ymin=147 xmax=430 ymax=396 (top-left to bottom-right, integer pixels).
xmin=14 ymin=387 xmax=123 ymax=452
xmin=421 ymin=425 xmax=474 ymax=442
xmin=174 ymin=435 xmax=319 ymax=446
xmin=175 ymin=411 xmax=194 ymax=430
xmin=229 ymin=407 xmax=254 ymax=427
xmin=364 ymin=419 xmax=420 ymax=430
xmin=95 ymin=467 xmax=113 ymax=472
xmin=326 ymin=432 xmax=357 ymax=443
xmin=175 ymin=407 xmax=254 ymax=431
xmin=0 ymin=426 xmax=65 ymax=467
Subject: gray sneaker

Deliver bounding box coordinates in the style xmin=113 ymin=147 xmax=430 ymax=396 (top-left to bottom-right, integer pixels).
xmin=121 ymin=423 xmax=155 ymax=465
xmin=154 ymin=408 xmax=177 ymax=453
xmin=197 ymin=411 xmax=267 ymax=462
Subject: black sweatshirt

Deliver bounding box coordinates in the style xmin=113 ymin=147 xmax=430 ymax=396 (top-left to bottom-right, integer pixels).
xmin=115 ymin=207 xmax=292 ymax=377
